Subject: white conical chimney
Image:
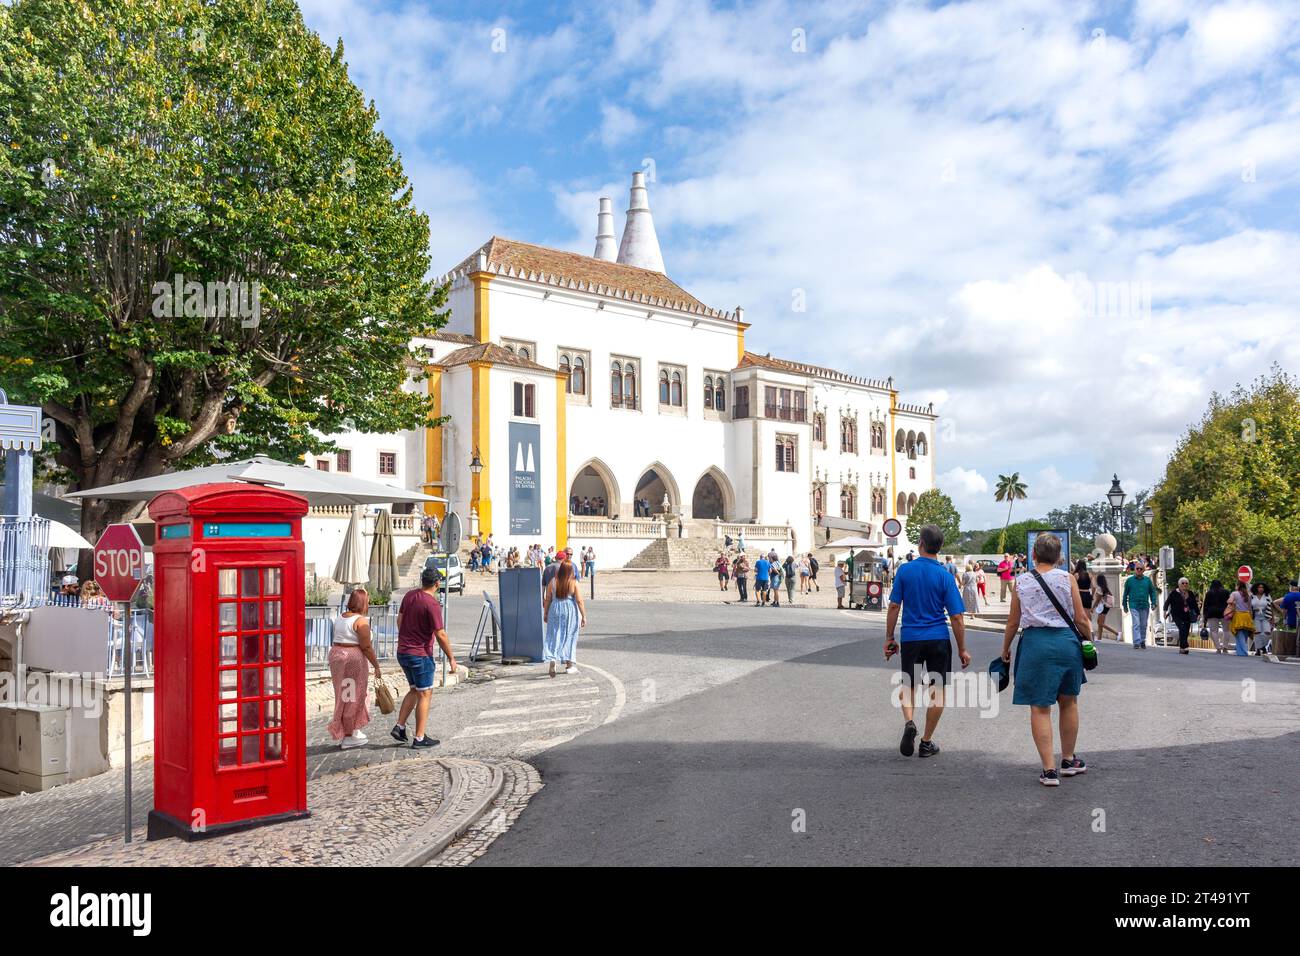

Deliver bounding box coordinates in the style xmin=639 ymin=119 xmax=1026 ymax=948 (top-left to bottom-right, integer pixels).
xmin=593 ymin=197 xmax=617 ymax=261
xmin=616 ymin=171 xmax=665 ymax=273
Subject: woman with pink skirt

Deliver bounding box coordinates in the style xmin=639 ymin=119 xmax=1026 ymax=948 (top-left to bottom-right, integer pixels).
xmin=328 ymin=587 xmax=382 ymax=749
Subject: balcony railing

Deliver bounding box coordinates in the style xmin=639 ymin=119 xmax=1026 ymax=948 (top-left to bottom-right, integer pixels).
xmin=609 ymin=395 xmax=640 ymax=410
xmin=0 ymin=515 xmax=50 ymax=610
xmin=762 ymin=405 xmax=808 ymax=423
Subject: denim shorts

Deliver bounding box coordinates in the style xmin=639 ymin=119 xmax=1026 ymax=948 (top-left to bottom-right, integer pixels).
xmin=397 ymin=652 xmax=436 ymax=691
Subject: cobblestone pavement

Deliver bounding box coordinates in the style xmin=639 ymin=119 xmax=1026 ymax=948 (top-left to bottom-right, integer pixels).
xmin=427 ymin=760 xmax=542 ymax=866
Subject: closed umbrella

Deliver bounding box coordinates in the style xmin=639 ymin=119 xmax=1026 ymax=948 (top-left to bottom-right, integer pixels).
xmin=333 ymin=506 xmax=368 ymax=586
xmin=368 ymin=509 xmax=398 ymax=596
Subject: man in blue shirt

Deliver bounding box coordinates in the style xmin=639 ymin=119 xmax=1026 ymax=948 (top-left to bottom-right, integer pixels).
xmin=754 ymin=555 xmax=771 ymax=606
xmin=884 ymin=524 xmax=971 ymax=758
xmin=1275 ymin=581 xmax=1300 ymax=630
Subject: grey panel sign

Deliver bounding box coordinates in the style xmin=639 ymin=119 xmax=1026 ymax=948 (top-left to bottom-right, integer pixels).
xmin=508 ymin=421 xmax=542 ymax=536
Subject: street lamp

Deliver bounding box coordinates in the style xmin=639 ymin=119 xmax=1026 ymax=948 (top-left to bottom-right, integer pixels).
xmin=1142 ymin=504 xmax=1155 ymax=552
xmin=1107 ymin=475 xmax=1126 ymax=552
xmin=468 ymin=448 xmax=483 ymax=476
xmin=468 ymin=447 xmax=484 ymax=537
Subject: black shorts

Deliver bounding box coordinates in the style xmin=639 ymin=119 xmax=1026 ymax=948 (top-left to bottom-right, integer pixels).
xmin=899 ymin=639 xmax=952 ymax=687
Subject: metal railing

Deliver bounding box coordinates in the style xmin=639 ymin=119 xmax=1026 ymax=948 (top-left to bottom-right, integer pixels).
xmin=762 ymin=405 xmax=807 ymax=423
xmin=569 ymin=518 xmax=666 ymax=538
xmin=0 ymin=514 xmax=50 ymax=610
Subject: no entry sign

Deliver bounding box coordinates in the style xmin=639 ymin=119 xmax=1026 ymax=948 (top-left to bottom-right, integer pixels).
xmin=1238 ymin=565 xmax=1253 ymax=584
xmin=882 ymin=518 xmax=903 ymax=538
xmin=94 ymin=523 xmax=146 ymax=603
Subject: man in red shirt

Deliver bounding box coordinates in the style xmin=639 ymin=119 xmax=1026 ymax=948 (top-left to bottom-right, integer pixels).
xmin=997 ymin=553 xmax=1014 ymax=602
xmin=392 ymin=568 xmax=457 ymax=748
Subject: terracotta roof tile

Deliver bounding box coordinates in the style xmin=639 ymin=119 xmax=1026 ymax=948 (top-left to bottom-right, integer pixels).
xmin=452 ymin=237 xmax=711 ymax=313
xmin=738 ymin=351 xmax=893 ymax=391
xmin=436 ymin=341 xmax=557 ymax=374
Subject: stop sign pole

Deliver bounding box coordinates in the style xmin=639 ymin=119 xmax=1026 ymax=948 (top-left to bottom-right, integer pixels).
xmin=94 ymin=523 xmax=145 ymax=844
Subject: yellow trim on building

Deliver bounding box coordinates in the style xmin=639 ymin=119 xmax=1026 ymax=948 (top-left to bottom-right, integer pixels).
xmin=889 ymin=389 xmax=898 ymax=519
xmin=471 ymin=361 xmax=492 ymax=535
xmin=736 ymin=323 xmax=747 ymax=366
xmin=555 ymin=374 xmax=568 ymax=550
xmin=471 ymin=272 xmax=493 ymax=343
xmin=424 ymin=366 xmax=445 ymax=519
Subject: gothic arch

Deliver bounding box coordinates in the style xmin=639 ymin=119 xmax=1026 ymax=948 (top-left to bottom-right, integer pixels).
xmin=689 ymin=466 xmax=735 ymax=520
xmin=568 ymin=458 xmax=621 ymax=517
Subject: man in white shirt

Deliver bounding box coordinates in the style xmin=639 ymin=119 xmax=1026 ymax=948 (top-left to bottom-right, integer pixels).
xmin=834 ymin=562 xmax=848 ymax=609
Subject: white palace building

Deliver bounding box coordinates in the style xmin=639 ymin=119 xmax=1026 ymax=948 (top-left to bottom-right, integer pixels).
xmin=309 ymin=172 xmax=938 ymax=569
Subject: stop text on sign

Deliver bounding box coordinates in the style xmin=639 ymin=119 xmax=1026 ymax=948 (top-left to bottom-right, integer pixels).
xmin=96 ymin=547 xmax=144 ymax=580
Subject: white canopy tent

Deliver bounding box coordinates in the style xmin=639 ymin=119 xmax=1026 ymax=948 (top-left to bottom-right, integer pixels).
xmin=66 ymin=455 xmax=445 ymax=507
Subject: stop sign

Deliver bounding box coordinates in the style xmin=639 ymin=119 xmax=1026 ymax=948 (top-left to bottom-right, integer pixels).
xmin=1238 ymin=565 xmax=1253 ymax=585
xmin=94 ymin=523 xmax=146 ymax=602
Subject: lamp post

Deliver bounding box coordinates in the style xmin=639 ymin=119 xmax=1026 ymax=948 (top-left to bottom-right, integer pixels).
xmin=468 ymin=447 xmax=484 ymax=537
xmin=1106 ymin=475 xmax=1126 ymax=554
xmin=1142 ymin=504 xmax=1155 ymax=553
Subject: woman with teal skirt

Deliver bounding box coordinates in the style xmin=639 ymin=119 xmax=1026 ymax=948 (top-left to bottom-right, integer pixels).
xmin=1000 ymin=532 xmax=1092 ymax=787
xmin=543 ymin=559 xmax=587 ymax=677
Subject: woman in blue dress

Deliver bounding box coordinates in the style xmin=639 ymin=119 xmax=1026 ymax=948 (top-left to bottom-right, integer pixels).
xmin=543 ymin=559 xmax=587 ymax=676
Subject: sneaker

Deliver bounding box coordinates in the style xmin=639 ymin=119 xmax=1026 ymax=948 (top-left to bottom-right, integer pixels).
xmin=1060 ymin=755 xmax=1087 ymax=776
xmin=390 ymin=725 xmax=408 ymax=743
xmin=565 ymin=665 xmax=579 ymax=674
xmin=411 ymin=736 xmax=440 ymax=749
xmin=1039 ymin=768 xmax=1061 ymax=787
xmin=918 ymin=740 xmax=940 ymax=758
xmin=899 ymin=720 xmax=918 ymax=757
xmin=340 ymin=732 xmax=366 ymax=750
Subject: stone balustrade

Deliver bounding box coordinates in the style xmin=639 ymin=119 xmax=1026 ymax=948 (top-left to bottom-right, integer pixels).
xmin=569 ymin=518 xmax=665 ymax=538
xmin=714 ymin=522 xmax=792 ymax=540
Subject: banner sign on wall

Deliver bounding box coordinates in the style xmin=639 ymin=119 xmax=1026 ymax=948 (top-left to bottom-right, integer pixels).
xmin=509 ymin=421 xmax=542 ymax=535
xmin=1026 ymin=529 xmax=1072 ymax=568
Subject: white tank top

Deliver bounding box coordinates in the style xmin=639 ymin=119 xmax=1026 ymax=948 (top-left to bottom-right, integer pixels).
xmin=1017 ymin=568 xmax=1076 ymax=628
xmin=332 ymin=613 xmax=362 ymax=645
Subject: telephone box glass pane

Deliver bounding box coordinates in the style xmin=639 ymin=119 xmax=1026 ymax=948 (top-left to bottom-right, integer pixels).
xmin=265 ymin=733 xmax=283 ymax=761
xmin=265 ymin=634 xmax=281 ymax=662
xmin=264 ymin=567 xmax=282 ymax=595
xmin=240 ymin=668 xmax=260 ymax=698
xmin=220 ymin=635 xmax=237 ymax=664
xmin=240 ymin=701 xmax=260 ymax=731
xmin=220 ymin=670 xmax=238 ymax=698
xmin=264 ymin=699 xmax=281 ymax=728
xmin=241 ymin=568 xmax=260 ymax=597
xmin=240 ymin=634 xmax=260 ymax=665
xmin=219 ymin=603 xmax=237 ymax=632
xmin=241 ymin=735 xmax=260 ymax=765
xmin=219 ymin=569 xmax=237 ymax=597
xmin=264 ymin=667 xmax=281 ymax=695
xmin=240 ymin=602 xmax=259 ymax=631
xmin=219 ymin=737 xmax=238 ymax=767
xmin=221 ymin=703 xmax=237 ymax=721
xmin=264 ymin=601 xmax=281 ymax=627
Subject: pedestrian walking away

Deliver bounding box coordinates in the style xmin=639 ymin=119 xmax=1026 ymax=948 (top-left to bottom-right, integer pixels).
xmin=1201 ymin=580 xmax=1231 ymax=653
xmin=754 ymin=553 xmax=771 ymax=606
xmin=1250 ymin=583 xmax=1273 ymax=655
xmin=732 ymin=552 xmax=750 ymax=604
xmin=544 ymin=559 xmax=587 ymax=676
xmin=884 ymin=524 xmax=971 ymax=760
xmin=1091 ymin=573 xmax=1119 ymax=639
xmin=714 ymin=552 xmax=731 ymax=591
xmin=1000 ymin=532 xmax=1091 ymax=787
xmin=808 ymin=553 xmax=820 ymax=592
xmin=997 ymin=554 xmax=1014 ymax=602
xmin=834 ymin=561 xmax=847 ymax=609
xmin=961 ymin=562 xmax=980 ymax=617
xmin=1227 ymin=582 xmax=1254 ymax=656
xmin=392 ymin=569 xmax=458 ymax=748
xmin=328 ymin=587 xmax=381 ymax=749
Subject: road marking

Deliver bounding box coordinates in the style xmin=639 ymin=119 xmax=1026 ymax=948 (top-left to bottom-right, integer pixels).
xmin=456 ymin=714 xmax=592 ymax=738
xmin=492 ymin=685 xmax=600 ymax=702
xmin=574 ymin=660 xmax=626 ymax=725
xmin=477 ymin=700 xmax=600 ymax=718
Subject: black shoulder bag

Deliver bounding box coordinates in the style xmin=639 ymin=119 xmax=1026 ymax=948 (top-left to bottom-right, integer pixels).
xmin=1029 ymin=569 xmax=1098 ymax=670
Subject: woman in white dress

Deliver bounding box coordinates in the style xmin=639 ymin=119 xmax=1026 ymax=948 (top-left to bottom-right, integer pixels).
xmin=1250 ymin=583 xmax=1273 ymax=655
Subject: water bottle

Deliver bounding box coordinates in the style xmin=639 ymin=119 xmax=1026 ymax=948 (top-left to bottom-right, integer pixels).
xmin=1080 ymin=639 xmax=1098 ymax=669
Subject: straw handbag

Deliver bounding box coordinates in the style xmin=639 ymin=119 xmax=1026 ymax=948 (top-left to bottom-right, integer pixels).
xmin=373 ymin=678 xmax=396 ymax=715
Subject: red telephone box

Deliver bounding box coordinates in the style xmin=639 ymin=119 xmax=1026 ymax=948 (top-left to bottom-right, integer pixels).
xmin=145 ymin=483 xmax=310 ymax=841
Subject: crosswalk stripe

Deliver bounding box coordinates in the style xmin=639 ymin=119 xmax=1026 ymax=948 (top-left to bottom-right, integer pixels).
xmin=477 ymin=700 xmax=599 ymax=719
xmin=456 ymin=714 xmax=592 ymax=738
xmin=492 ymin=683 xmax=597 ymax=700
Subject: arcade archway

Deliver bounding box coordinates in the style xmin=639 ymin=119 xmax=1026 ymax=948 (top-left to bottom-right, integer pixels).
xmin=569 ymin=459 xmax=619 ymax=517
xmin=634 ymin=463 xmax=680 ymax=517
xmin=690 ymin=468 xmax=733 ymax=520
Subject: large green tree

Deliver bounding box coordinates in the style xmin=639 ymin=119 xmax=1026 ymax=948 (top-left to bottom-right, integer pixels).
xmin=0 ymin=0 xmax=444 ymax=551
xmin=1149 ymin=366 xmax=1300 ymax=591
xmin=905 ymin=488 xmax=961 ymax=547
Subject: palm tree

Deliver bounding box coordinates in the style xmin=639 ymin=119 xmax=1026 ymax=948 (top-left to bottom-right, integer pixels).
xmin=994 ymin=472 xmax=1028 ymax=554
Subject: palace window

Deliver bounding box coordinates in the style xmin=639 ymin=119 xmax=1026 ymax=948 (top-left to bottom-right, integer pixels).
xmin=775 ymin=434 xmax=798 ymax=473
xmin=611 ymin=358 xmax=639 ymax=409
xmin=558 ymin=349 xmax=590 ymax=397
xmin=378 ymin=451 xmax=397 ymax=477
xmin=871 ymin=422 xmax=885 ymax=453
xmin=315 ymin=459 xmax=330 ymax=472
xmin=513 ymin=381 xmax=536 ymax=418
xmin=909 ymin=467 xmax=916 ymax=479
xmin=502 ymin=338 xmax=537 ymax=362
xmin=812 ymin=483 xmax=826 ymax=516
xmin=734 ymin=385 xmax=750 ymax=418
xmin=897 ymin=492 xmax=908 ymax=515
xmin=895 ymin=428 xmax=906 ymax=453
xmin=872 ymin=488 xmax=885 ymax=516
xmin=764 ymin=387 xmax=806 ymax=422
xmin=906 ymin=430 xmax=918 ymax=460
xmin=336 ymin=449 xmax=351 ymax=473
xmin=658 ymin=364 xmax=684 ymax=408
xmin=704 ymin=373 xmax=728 ymax=412
xmin=704 ymin=375 xmax=714 ymax=409
xmin=841 ymin=418 xmax=858 ymax=454
xmin=915 ymin=432 xmax=928 ymax=456
xmin=814 ymin=413 xmax=826 ymax=448
xmin=841 ymin=486 xmax=857 ymax=519
xmin=908 ymin=492 xmax=918 ymax=513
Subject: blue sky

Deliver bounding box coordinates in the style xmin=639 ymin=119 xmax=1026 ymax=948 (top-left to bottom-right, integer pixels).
xmin=299 ymin=0 xmax=1300 ymax=527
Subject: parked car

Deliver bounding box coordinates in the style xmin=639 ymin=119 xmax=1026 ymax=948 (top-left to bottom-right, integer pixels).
xmin=423 ymin=554 xmax=465 ymax=593
xmin=976 ymin=559 xmax=1000 ymax=575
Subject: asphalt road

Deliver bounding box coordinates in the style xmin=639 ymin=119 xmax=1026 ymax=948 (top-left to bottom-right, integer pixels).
xmin=476 ymin=600 xmax=1300 ymax=866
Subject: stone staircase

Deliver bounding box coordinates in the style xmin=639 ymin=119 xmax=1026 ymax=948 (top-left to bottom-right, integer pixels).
xmin=395 ymin=540 xmax=435 ymax=590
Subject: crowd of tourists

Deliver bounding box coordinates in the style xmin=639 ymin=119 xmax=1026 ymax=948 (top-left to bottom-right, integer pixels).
xmin=711 ymin=548 xmax=829 ymax=607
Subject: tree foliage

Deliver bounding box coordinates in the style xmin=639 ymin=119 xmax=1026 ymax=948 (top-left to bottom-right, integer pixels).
xmin=1149 ymin=365 xmax=1300 ymax=591
xmin=905 ymin=488 xmax=961 ymax=546
xmin=0 ymin=0 xmax=444 ymax=543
